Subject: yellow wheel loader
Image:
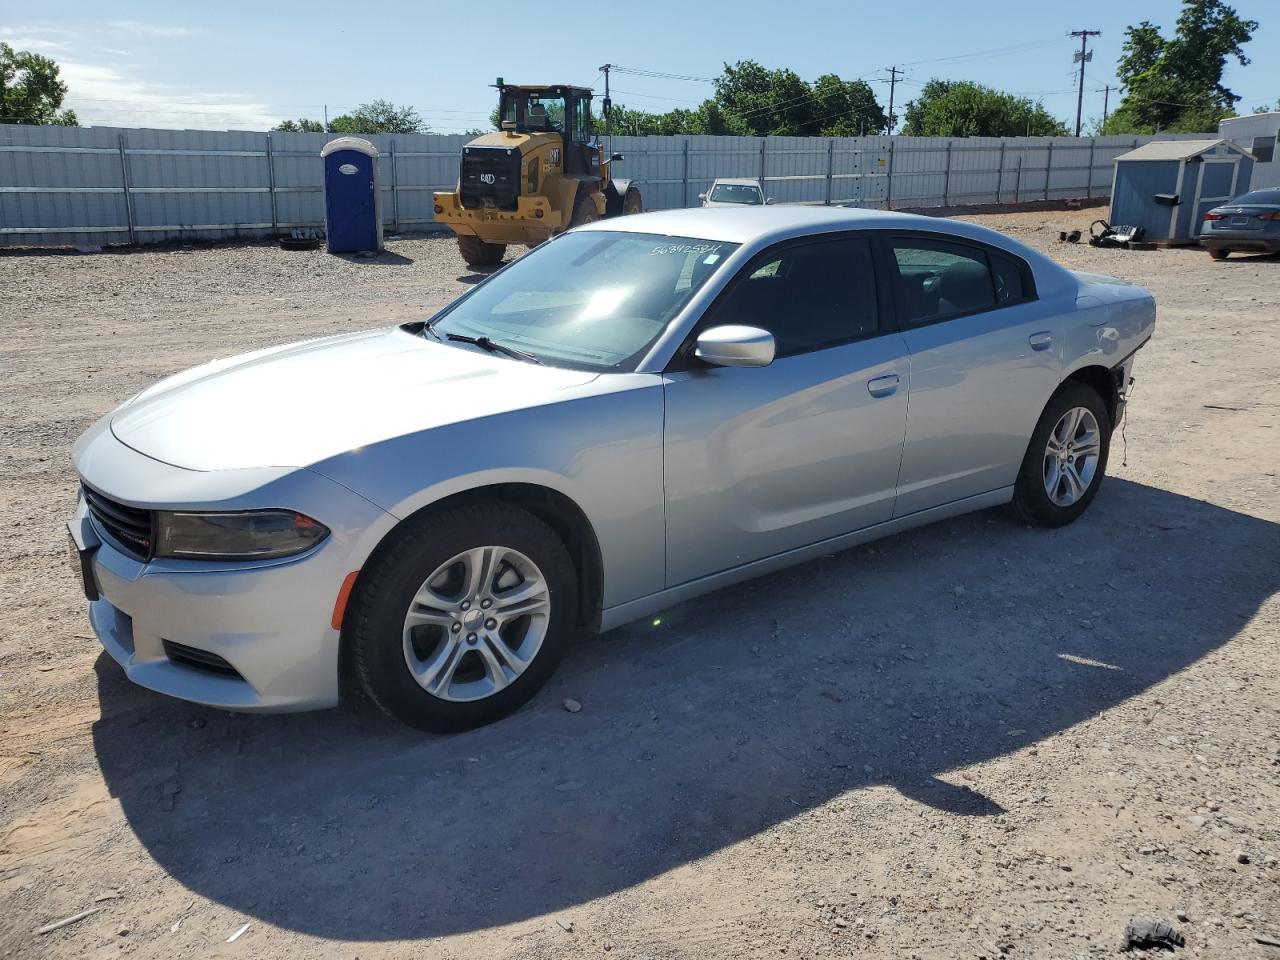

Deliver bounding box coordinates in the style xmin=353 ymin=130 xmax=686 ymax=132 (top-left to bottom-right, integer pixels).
xmin=433 ymin=83 xmax=642 ymax=267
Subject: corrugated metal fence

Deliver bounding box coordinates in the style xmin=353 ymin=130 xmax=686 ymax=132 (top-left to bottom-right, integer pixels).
xmin=0 ymin=124 xmax=1208 ymax=247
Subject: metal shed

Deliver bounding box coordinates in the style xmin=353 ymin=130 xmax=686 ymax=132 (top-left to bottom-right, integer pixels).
xmin=1109 ymin=139 xmax=1255 ymax=243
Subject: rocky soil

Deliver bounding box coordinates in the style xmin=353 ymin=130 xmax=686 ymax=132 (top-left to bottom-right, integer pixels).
xmin=1 ymin=211 xmax=1277 ymax=959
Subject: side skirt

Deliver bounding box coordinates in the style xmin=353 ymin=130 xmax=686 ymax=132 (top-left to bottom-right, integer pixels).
xmin=599 ymin=486 xmax=1014 ymax=632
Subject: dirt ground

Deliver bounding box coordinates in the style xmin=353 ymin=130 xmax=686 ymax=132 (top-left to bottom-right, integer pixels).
xmin=1 ymin=209 xmax=1278 ymax=959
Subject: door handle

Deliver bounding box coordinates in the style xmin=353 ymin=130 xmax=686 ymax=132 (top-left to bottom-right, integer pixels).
xmin=1029 ymin=332 xmax=1053 ymax=351
xmin=867 ymin=373 xmax=900 ymax=398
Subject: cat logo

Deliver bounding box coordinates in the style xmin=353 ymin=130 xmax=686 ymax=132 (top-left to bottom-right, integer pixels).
xmin=479 ymin=173 xmax=496 ymax=184
xmin=550 ymin=148 xmax=561 ymax=164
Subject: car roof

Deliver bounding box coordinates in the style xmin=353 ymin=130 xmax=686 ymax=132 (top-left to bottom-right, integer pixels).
xmin=711 ymin=178 xmax=762 ymax=186
xmin=577 ymin=205 xmax=947 ymax=244
xmin=575 ymin=205 xmax=1077 ymax=293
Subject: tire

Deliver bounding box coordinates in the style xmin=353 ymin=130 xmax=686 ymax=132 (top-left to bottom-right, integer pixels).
xmin=457 ymin=234 xmax=506 ymax=267
xmin=569 ymin=189 xmax=600 ymax=228
xmin=622 ymin=185 xmax=643 ymax=215
xmin=350 ymin=502 xmax=578 ymax=732
xmin=1010 ymin=382 xmax=1111 ymax=528
xmin=1208 ymin=248 xmax=1229 ymax=260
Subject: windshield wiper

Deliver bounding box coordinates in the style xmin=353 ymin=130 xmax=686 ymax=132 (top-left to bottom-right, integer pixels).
xmin=444 ymin=333 xmax=543 ymax=365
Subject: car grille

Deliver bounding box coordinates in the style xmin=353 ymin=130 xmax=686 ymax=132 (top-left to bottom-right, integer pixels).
xmin=459 ymin=146 xmax=521 ymax=211
xmin=162 ymin=640 xmax=243 ymax=678
xmin=83 ymin=485 xmax=154 ymax=561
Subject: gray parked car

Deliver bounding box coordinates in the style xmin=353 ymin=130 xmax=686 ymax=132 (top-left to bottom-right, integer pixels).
xmin=1200 ymin=187 xmax=1280 ymax=258
xmin=68 ymin=207 xmax=1155 ymax=731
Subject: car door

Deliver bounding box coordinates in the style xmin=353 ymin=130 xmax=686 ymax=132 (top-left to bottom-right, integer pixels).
xmin=885 ymin=233 xmax=1063 ymax=517
xmin=662 ymin=234 xmax=910 ymax=587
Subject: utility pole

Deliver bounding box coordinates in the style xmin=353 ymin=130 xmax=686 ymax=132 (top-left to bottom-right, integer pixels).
xmin=598 ymin=63 xmax=612 ymax=138
xmin=882 ymin=65 xmax=903 ymax=134
xmin=1102 ymin=84 xmax=1111 ymax=129
xmin=1070 ymin=29 xmax=1101 ymax=137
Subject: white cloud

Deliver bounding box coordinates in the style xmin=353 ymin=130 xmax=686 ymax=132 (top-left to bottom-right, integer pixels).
xmin=60 ymin=61 xmax=283 ymax=131
xmin=3 ymin=20 xmax=286 ymax=131
xmin=106 ymin=20 xmax=194 ymax=38
xmin=0 ymin=25 xmax=77 ymax=55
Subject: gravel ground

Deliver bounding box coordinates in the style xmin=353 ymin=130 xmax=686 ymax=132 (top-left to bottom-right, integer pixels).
xmin=1 ymin=211 xmax=1278 ymax=959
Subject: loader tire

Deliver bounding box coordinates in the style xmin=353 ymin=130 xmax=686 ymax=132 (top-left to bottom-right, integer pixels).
xmin=622 ymin=185 xmax=642 ymax=215
xmin=570 ymin=190 xmax=600 ymax=228
xmin=457 ymin=235 xmax=506 ymax=267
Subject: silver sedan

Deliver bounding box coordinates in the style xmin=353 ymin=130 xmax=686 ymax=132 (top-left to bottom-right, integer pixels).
xmin=68 ymin=206 xmax=1155 ymax=731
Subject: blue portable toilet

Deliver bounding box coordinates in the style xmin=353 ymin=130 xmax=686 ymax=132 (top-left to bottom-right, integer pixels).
xmin=1109 ymin=138 xmax=1255 ymax=243
xmin=321 ymin=137 xmax=383 ymax=253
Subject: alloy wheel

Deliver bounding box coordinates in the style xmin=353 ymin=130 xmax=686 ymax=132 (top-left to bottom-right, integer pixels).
xmin=401 ymin=545 xmax=550 ymax=702
xmin=1042 ymin=406 xmax=1101 ymax=507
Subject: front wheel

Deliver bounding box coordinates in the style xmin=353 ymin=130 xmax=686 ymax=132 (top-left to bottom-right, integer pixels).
xmin=1208 ymin=248 xmax=1229 ymax=260
xmin=622 ymin=186 xmax=642 ymax=215
xmin=1010 ymin=383 xmax=1111 ymax=527
xmin=350 ymin=502 xmax=578 ymax=732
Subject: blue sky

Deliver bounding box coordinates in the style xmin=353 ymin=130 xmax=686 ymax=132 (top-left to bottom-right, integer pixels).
xmin=2 ymin=0 xmax=1275 ymax=132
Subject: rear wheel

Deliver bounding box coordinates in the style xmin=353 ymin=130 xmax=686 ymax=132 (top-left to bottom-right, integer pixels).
xmin=622 ymin=185 xmax=643 ymax=215
xmin=457 ymin=234 xmax=506 ymax=267
xmin=1208 ymin=248 xmax=1229 ymax=260
xmin=570 ymin=190 xmax=600 ymax=228
xmin=1010 ymin=382 xmax=1111 ymax=528
xmin=350 ymin=502 xmax=577 ymax=732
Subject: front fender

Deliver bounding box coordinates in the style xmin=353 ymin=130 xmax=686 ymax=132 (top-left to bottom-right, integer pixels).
xmin=309 ymin=378 xmax=667 ymax=608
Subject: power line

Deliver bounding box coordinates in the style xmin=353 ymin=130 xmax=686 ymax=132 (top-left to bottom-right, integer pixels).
xmin=899 ymin=36 xmax=1064 ymax=68
xmin=610 ymin=65 xmax=716 ymax=83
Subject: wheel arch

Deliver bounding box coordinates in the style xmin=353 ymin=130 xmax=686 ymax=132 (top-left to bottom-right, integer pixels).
xmin=1061 ymin=363 xmax=1122 ymax=426
xmin=338 ymin=481 xmax=604 ymax=695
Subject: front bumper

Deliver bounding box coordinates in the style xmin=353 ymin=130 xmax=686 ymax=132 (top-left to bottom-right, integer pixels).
xmin=69 ymin=422 xmax=394 ymax=712
xmin=432 ymin=191 xmax=563 ymax=244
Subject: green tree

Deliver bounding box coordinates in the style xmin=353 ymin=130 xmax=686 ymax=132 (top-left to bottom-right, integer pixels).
xmin=0 ymin=42 xmax=78 ymax=125
xmin=708 ymin=61 xmax=888 ymax=136
xmin=329 ymin=99 xmax=426 ymax=134
xmin=1105 ymin=0 xmax=1257 ymax=133
xmin=901 ymin=80 xmax=1068 ymax=137
xmin=810 ymin=74 xmax=889 ymax=137
xmin=271 ymin=102 xmax=426 ymax=135
xmin=272 ymin=118 xmax=325 ymax=133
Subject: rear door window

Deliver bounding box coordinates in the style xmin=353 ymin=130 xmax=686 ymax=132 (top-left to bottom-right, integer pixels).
xmin=888 ymin=239 xmax=996 ymax=327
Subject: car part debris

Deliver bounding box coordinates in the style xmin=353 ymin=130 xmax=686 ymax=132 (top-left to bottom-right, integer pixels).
xmin=36 ymin=908 xmax=101 ymax=935
xmin=1058 ymin=229 xmax=1082 ymax=243
xmin=280 ymin=228 xmax=321 ymax=252
xmin=1089 ymin=220 xmax=1147 ymax=249
xmin=1123 ymin=920 xmax=1185 ymax=951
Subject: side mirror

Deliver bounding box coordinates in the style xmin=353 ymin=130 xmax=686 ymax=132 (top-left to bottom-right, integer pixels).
xmin=765 ymin=197 xmax=777 ymax=205
xmin=695 ymin=325 xmax=775 ymax=368
xmin=697 ymin=192 xmax=707 ymax=202
xmin=610 ymin=152 xmax=625 ymax=162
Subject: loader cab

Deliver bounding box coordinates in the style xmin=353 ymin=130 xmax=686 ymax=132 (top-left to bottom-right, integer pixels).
xmin=498 ymin=84 xmax=596 ymax=175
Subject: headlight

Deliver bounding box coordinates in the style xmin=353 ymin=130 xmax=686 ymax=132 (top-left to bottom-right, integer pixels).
xmin=155 ymin=510 xmax=329 ymax=560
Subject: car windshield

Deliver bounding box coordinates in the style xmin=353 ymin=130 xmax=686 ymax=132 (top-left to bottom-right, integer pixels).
xmin=426 ymin=231 xmax=739 ymax=371
xmin=709 ymin=183 xmax=763 ymax=205
xmin=1232 ymin=189 xmax=1280 ymax=205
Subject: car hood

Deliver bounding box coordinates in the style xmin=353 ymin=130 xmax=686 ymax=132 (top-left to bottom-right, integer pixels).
xmin=110 ymin=328 xmax=599 ymax=470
